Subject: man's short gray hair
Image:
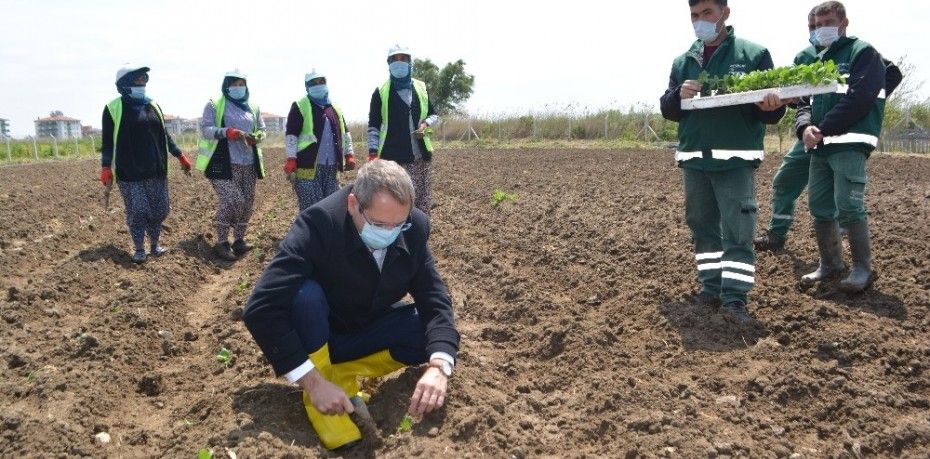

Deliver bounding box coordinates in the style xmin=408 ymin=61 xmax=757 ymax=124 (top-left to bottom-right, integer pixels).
xmin=353 ymin=160 xmax=416 ymax=210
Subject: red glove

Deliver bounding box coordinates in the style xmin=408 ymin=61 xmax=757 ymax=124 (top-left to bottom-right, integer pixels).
xmin=225 ymin=128 xmax=244 ymax=140
xmin=368 ymin=150 xmax=378 ymax=162
xmin=177 ymin=154 xmax=192 ymax=171
xmin=100 ymin=167 xmax=113 ymax=187
xmin=344 ymin=155 xmax=357 ymax=171
xmin=284 ymin=158 xmax=297 ymax=174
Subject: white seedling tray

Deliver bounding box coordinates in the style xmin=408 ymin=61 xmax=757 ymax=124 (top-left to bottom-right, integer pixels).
xmin=681 ymin=82 xmax=838 ymax=110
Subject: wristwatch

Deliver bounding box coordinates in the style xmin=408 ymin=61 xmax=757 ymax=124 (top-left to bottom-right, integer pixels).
xmin=429 ymin=360 xmax=453 ymax=378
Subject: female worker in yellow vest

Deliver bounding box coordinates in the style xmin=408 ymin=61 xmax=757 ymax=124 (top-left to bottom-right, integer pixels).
xmin=100 ymin=64 xmax=192 ymax=264
xmin=283 ymin=69 xmax=356 ymax=212
xmin=367 ymin=44 xmax=439 ymax=216
xmin=198 ymin=69 xmax=267 ymax=261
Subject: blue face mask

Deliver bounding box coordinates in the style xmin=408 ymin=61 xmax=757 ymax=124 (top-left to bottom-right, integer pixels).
xmin=129 ymin=86 xmax=146 ymax=100
xmin=360 ymin=222 xmax=404 ymax=250
xmin=809 ymin=30 xmax=818 ymax=47
xmin=693 ymin=20 xmax=720 ymax=43
xmin=389 ymin=61 xmax=411 ymax=79
xmin=814 ymin=26 xmax=840 ymax=48
xmin=307 ymin=84 xmax=329 ymax=100
xmin=228 ymin=86 xmax=247 ymax=100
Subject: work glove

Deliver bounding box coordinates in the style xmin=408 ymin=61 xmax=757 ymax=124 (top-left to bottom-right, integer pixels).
xmin=225 ymin=128 xmax=245 ymax=140
xmin=177 ymin=154 xmax=193 ymax=176
xmin=284 ymin=158 xmax=297 ymax=174
xmin=344 ymin=154 xmax=357 ymax=171
xmin=100 ymin=167 xmax=113 ymax=187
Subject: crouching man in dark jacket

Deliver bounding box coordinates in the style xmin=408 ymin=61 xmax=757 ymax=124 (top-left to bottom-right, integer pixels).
xmin=243 ymin=159 xmax=460 ymax=451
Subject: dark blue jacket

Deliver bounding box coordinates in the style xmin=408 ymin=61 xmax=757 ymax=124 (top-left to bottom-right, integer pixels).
xmin=243 ymin=185 xmax=460 ymax=376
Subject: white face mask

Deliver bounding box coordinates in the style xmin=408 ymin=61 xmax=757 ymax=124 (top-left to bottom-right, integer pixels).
xmin=815 ymin=26 xmax=840 ymax=48
xmin=693 ymin=19 xmax=721 ymax=43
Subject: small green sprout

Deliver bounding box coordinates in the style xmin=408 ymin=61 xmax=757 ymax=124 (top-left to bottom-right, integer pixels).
xmin=216 ymin=348 xmax=232 ymax=366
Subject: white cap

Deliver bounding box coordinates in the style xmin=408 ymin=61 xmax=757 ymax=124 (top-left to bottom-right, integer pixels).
xmin=115 ymin=63 xmax=150 ymax=83
xmin=387 ymin=44 xmax=412 ymax=59
xmin=304 ymin=68 xmax=325 ymax=83
xmin=224 ymin=68 xmax=247 ymax=80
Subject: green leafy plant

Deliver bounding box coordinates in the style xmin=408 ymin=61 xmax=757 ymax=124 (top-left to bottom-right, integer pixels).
xmin=698 ymin=60 xmax=845 ymax=96
xmin=216 ymin=348 xmax=232 ymax=366
xmin=491 ymin=189 xmax=517 ymax=207
xmin=397 ymin=414 xmax=414 ymax=433
xmin=197 ymin=448 xmax=214 ymax=459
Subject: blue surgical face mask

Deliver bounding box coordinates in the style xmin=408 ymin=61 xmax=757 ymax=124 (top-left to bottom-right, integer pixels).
xmin=360 ymin=222 xmax=404 ymax=250
xmin=228 ymin=86 xmax=247 ymax=100
xmin=814 ymin=26 xmax=840 ymax=48
xmin=809 ymin=30 xmax=818 ymax=47
xmin=307 ymin=84 xmax=329 ymax=100
xmin=693 ymin=20 xmax=720 ymax=43
xmin=389 ymin=61 xmax=411 ymax=79
xmin=129 ymin=86 xmax=147 ymax=100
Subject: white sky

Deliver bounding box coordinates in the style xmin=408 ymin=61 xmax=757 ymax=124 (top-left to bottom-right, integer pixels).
xmin=1 ymin=0 xmax=928 ymax=137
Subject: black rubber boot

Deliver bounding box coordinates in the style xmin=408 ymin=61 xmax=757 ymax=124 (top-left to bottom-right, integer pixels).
xmin=214 ymin=242 xmax=237 ymax=261
xmin=801 ymin=221 xmax=846 ymax=287
xmin=753 ymin=230 xmax=786 ymax=252
xmin=840 ymin=221 xmax=877 ymax=293
xmin=232 ymin=239 xmax=253 ymax=256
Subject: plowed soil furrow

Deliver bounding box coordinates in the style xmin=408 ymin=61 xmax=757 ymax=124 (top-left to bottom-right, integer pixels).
xmin=1 ymin=148 xmax=929 ymax=458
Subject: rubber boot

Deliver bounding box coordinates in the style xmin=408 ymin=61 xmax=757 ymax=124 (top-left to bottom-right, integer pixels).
xmin=302 ymin=344 xmax=362 ymax=451
xmin=330 ymin=349 xmax=406 ymax=399
xmin=839 ymin=221 xmax=877 ymax=293
xmin=801 ymin=220 xmax=846 ymax=287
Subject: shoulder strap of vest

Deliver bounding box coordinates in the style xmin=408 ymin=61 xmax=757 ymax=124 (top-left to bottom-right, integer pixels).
xmin=213 ymin=95 xmax=226 ymax=128
xmin=332 ymin=105 xmax=347 ymax=134
xmin=412 ymin=79 xmax=429 ymax=120
xmin=150 ymin=101 xmax=165 ymax=124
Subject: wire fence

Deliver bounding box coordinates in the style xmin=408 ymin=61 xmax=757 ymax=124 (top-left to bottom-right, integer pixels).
xmin=2 ymin=118 xmax=928 ymax=164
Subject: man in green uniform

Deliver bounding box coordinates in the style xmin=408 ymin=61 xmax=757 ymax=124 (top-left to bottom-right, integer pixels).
xmin=661 ymin=0 xmax=786 ymax=324
xmin=754 ymin=6 xmax=902 ymax=252
xmin=796 ymin=1 xmax=888 ymax=293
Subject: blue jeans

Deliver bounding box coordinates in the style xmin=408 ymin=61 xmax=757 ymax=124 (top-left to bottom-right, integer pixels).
xmin=290 ymin=280 xmax=428 ymax=365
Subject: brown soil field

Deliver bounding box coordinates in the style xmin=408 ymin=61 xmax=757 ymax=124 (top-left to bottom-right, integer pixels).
xmin=1 ymin=148 xmax=929 ymax=458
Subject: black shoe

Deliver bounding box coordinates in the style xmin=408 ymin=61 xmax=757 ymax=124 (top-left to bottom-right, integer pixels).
xmin=721 ymin=301 xmax=753 ymax=325
xmin=232 ymin=239 xmax=253 ymax=256
xmin=214 ymin=242 xmax=237 ymax=261
xmin=753 ymin=230 xmax=786 ymax=252
xmin=150 ymin=246 xmax=169 ymax=256
xmin=695 ymin=291 xmax=721 ymax=307
xmin=131 ymin=249 xmax=147 ymax=264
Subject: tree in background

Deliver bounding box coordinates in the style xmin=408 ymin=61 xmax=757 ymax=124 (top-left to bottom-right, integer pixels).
xmin=884 ymin=57 xmax=929 ymax=132
xmin=413 ymin=58 xmax=475 ymax=115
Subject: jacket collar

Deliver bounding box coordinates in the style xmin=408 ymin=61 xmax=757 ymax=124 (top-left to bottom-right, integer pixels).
xmin=687 ymin=26 xmax=735 ymax=66
xmin=819 ymin=36 xmax=857 ymax=58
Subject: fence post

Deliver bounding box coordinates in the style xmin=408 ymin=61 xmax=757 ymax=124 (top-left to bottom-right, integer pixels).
xmin=32 ymin=136 xmax=38 ymax=160
xmin=74 ymin=136 xmax=79 ymax=156
xmin=52 ymin=136 xmax=59 ymax=158
xmin=532 ymin=116 xmax=537 ymax=139
xmin=568 ymin=117 xmax=572 ymax=140
xmin=604 ymin=114 xmax=609 ymax=139
xmin=5 ymin=137 xmax=10 ymax=162
xmin=90 ymin=135 xmax=96 ymax=154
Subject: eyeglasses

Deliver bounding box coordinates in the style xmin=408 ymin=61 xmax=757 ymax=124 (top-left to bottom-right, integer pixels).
xmin=361 ymin=210 xmax=411 ymax=231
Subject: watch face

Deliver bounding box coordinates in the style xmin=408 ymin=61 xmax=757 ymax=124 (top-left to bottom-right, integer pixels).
xmin=435 ymin=361 xmax=453 ymax=377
